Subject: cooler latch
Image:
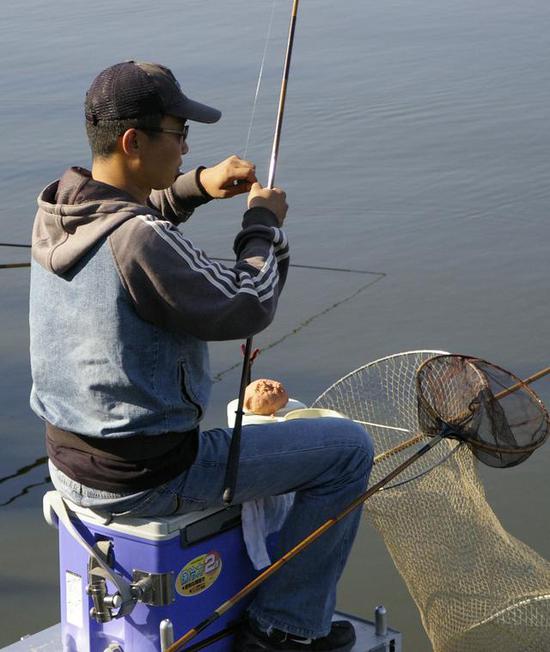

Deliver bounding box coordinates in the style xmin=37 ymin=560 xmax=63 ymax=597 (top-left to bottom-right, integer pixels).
xmin=132 ymin=569 xmax=175 ymax=607
xmin=87 ymin=540 xmax=123 ymax=623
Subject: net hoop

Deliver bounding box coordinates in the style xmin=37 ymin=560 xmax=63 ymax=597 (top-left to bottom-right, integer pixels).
xmin=313 ymin=350 xmax=461 ymax=489
xmin=315 ymin=349 xmax=450 ymax=404
xmin=416 ymin=354 xmax=550 ymax=457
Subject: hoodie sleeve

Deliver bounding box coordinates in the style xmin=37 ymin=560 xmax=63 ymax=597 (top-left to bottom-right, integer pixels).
xmin=108 ymin=207 xmax=289 ymax=341
xmin=148 ymin=168 xmax=212 ymax=225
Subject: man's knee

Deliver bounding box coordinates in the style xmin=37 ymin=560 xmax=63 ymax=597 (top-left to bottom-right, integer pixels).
xmin=336 ymin=419 xmax=374 ymax=476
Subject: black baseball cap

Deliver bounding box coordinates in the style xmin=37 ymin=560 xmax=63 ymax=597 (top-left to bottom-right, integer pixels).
xmin=85 ymin=61 xmax=221 ymax=125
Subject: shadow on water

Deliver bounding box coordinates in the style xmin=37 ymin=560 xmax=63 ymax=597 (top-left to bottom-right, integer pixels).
xmin=0 ymin=456 xmax=51 ymax=507
xmin=0 ymin=474 xmax=51 ymax=507
xmin=0 ymin=456 xmax=48 ymax=486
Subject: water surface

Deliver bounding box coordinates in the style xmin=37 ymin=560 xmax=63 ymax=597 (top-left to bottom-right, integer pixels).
xmin=1 ymin=1 xmax=550 ymax=649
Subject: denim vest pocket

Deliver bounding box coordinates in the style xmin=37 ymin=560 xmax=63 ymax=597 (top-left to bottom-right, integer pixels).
xmin=178 ymin=360 xmax=204 ymax=421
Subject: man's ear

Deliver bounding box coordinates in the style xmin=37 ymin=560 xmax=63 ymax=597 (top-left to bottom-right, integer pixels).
xmin=120 ymin=128 xmax=140 ymax=156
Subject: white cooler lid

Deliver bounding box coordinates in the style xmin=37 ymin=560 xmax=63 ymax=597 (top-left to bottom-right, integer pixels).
xmin=44 ymin=490 xmax=238 ymax=542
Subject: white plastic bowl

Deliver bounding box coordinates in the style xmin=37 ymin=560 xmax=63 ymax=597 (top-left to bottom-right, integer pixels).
xmin=283 ymin=408 xmax=346 ymax=420
xmin=226 ymin=398 xmax=307 ymax=427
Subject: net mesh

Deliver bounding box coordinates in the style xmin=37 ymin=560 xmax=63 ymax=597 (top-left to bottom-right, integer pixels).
xmin=313 ymin=351 xmax=550 ymax=651
xmin=416 ymin=355 xmax=549 ymax=467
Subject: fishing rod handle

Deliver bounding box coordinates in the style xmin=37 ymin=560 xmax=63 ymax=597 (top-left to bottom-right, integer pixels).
xmin=222 ymin=336 xmax=254 ymax=504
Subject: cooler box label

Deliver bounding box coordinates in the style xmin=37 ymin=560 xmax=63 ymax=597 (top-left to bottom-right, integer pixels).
xmin=176 ymin=551 xmax=222 ymax=596
xmin=66 ymin=571 xmax=83 ymax=627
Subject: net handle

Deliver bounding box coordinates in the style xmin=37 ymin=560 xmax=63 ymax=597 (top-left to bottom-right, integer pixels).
xmin=495 ymin=365 xmax=550 ymax=400
xmin=374 ymin=433 xmax=424 ymax=464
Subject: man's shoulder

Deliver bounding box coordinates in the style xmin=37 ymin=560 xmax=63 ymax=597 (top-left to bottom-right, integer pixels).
xmin=109 ymin=213 xmax=191 ymax=265
xmin=112 ymin=212 xmax=178 ymax=239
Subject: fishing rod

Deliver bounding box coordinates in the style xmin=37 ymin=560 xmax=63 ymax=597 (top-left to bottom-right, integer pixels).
xmin=0 ymin=243 xmax=30 ymax=270
xmin=166 ymin=359 xmax=550 ymax=652
xmin=211 ymin=258 xmax=383 ymax=276
xmin=222 ymin=0 xmax=301 ymax=505
xmin=0 ymin=243 xmax=30 ymax=269
xmin=0 ymin=260 xmax=384 ymax=276
xmin=0 ymin=244 xmax=384 ymax=276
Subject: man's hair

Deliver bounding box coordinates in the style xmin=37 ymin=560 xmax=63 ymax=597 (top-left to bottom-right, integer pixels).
xmin=85 ymin=113 xmax=163 ymax=159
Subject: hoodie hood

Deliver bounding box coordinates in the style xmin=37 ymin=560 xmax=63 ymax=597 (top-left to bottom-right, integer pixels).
xmin=32 ymin=167 xmax=157 ymax=274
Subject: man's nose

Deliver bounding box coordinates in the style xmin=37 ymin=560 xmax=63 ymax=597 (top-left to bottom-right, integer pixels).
xmin=181 ymin=140 xmax=189 ymax=155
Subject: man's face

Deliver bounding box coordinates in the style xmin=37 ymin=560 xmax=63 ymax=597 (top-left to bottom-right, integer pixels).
xmin=138 ymin=115 xmax=189 ymax=190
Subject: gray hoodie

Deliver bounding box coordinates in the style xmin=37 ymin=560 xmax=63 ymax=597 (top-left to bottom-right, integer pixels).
xmin=29 ymin=166 xmax=289 ymax=490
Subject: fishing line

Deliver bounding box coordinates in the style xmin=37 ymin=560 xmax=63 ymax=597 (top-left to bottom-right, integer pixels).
xmin=210 ymin=256 xmax=384 ymax=276
xmin=0 ymin=244 xmax=386 ymax=277
xmin=212 ymin=272 xmax=385 ymax=382
xmin=0 ymin=270 xmax=386 ymax=502
xmin=0 ymin=260 xmax=385 ymax=274
xmin=243 ymin=0 xmax=278 ymax=161
xmin=0 ymin=275 xmax=386 ymax=502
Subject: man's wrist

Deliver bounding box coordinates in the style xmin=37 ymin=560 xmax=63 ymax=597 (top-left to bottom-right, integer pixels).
xmin=242 ymin=206 xmax=280 ymax=229
xmin=196 ymin=166 xmax=214 ymax=200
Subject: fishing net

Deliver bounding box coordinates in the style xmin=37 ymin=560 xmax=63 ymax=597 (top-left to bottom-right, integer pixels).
xmin=313 ymin=350 xmax=550 ymax=651
xmin=416 ymin=354 xmax=549 ymax=468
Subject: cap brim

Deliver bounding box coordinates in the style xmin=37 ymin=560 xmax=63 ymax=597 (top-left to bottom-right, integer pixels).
xmin=170 ymin=96 xmax=221 ymax=124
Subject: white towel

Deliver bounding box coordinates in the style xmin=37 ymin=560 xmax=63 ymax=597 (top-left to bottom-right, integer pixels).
xmin=241 ymin=493 xmax=295 ymax=570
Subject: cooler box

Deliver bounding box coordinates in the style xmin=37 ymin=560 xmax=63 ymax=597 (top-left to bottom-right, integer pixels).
xmin=43 ymin=491 xmax=258 ymax=652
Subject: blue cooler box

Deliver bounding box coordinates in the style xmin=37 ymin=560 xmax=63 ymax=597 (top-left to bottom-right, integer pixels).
xmin=43 ymin=491 xmax=258 ymax=652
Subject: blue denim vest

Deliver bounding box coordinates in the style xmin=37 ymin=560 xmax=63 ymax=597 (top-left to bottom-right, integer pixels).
xmin=30 ymin=240 xmax=211 ymax=437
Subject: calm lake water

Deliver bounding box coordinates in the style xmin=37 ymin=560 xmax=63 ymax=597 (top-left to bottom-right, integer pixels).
xmin=1 ymin=0 xmax=550 ymax=649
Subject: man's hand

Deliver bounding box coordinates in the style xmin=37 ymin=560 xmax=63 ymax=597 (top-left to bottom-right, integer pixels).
xmin=199 ymin=155 xmax=257 ymax=198
xmin=248 ymin=182 xmax=287 ymax=226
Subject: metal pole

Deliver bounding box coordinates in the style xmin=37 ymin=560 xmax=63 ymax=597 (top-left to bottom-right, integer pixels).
xmin=375 ymin=605 xmax=388 ymax=637
xmin=160 ymin=619 xmax=175 ymax=651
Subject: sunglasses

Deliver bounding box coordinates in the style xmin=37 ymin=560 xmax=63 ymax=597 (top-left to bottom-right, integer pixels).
xmin=140 ymin=124 xmax=189 ymax=142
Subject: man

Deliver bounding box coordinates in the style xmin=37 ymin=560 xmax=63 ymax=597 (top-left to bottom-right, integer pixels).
xmin=29 ymin=61 xmax=373 ymax=652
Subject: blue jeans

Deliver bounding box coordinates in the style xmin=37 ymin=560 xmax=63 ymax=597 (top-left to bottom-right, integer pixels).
xmin=49 ymin=418 xmax=373 ymax=639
